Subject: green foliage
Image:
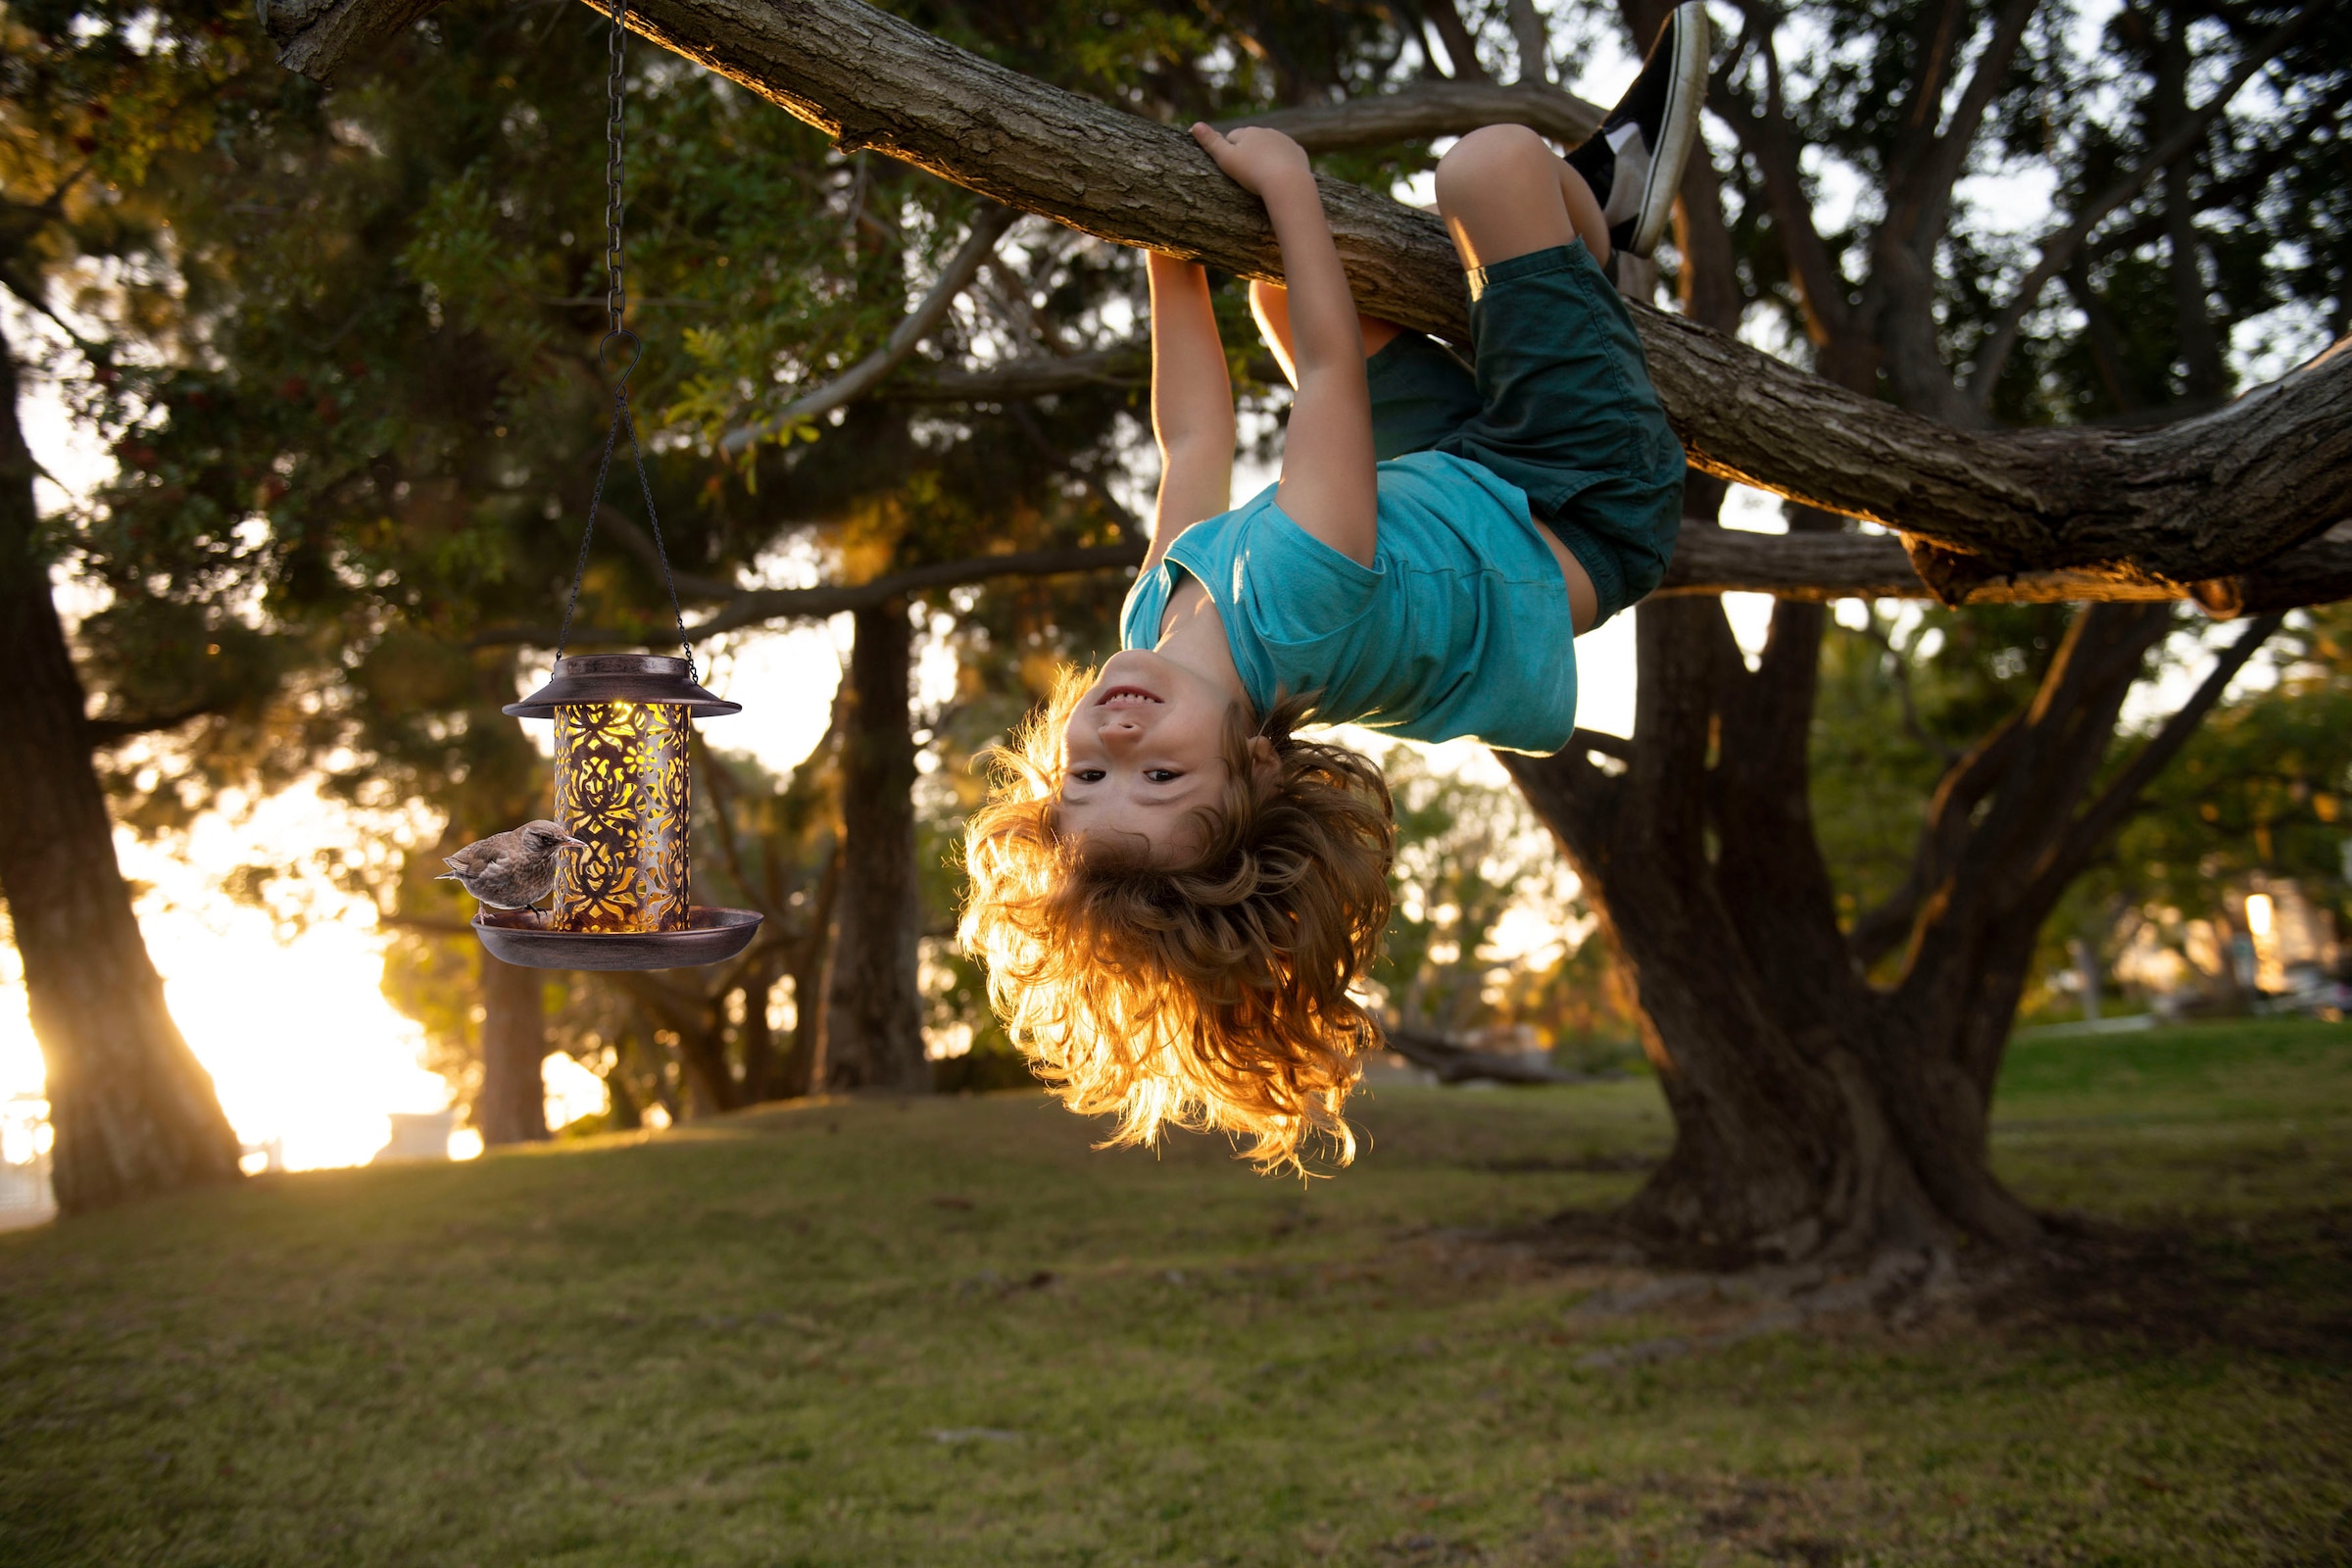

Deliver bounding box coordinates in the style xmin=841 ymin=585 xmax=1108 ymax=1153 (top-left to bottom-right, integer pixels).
xmin=1809 ymin=601 xmax=2086 ymax=951
xmin=2118 ymin=607 xmax=2352 ymax=909
xmin=1368 ymin=746 xmax=1636 ymax=1068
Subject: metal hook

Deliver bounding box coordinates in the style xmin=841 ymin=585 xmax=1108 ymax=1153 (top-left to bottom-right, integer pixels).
xmin=599 ymin=328 xmax=643 ymax=389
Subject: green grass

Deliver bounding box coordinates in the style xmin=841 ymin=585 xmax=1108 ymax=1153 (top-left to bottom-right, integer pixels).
xmin=3 ymin=1019 xmax=2347 ymax=1567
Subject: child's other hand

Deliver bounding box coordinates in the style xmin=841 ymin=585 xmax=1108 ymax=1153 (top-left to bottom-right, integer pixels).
xmin=1189 ymin=123 xmax=1313 ymax=198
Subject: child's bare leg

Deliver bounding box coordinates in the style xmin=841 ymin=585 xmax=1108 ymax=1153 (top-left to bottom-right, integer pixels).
xmin=1435 ymin=123 xmax=1612 ymax=271
xmin=1433 ymin=124 xmax=1606 ymax=632
xmin=1249 ymin=280 xmax=1402 ymax=391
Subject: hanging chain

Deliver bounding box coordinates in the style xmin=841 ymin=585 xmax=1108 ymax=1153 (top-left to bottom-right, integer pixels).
xmin=555 ymin=0 xmax=699 ymax=681
xmin=603 ymin=0 xmax=628 ymax=338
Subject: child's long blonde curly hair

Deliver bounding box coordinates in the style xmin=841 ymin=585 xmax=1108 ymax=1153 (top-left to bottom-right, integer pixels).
xmin=958 ymin=666 xmax=1396 ymax=1172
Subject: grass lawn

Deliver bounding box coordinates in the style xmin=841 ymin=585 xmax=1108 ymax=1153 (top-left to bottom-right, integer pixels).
xmin=3 ymin=1018 xmax=2347 ymax=1566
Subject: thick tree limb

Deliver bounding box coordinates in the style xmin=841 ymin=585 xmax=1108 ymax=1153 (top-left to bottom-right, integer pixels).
xmin=1218 ymin=79 xmax=1602 ymax=152
xmin=266 ymin=0 xmax=2352 ymax=590
xmin=1662 ymin=523 xmax=2352 ymax=611
xmin=720 ymin=203 xmax=1018 ymax=453
xmin=1964 ymin=4 xmax=2320 ymax=409
xmin=490 ymin=520 xmax=2352 ymax=651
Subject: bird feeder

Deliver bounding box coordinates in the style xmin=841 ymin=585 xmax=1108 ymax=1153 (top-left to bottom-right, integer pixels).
xmin=473 ymin=655 xmax=761 ymax=971
xmin=466 ymin=0 xmax=758 ymax=972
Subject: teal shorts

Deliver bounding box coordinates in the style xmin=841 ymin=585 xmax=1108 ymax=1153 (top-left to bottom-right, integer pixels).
xmin=1366 ymin=241 xmax=1685 ymax=626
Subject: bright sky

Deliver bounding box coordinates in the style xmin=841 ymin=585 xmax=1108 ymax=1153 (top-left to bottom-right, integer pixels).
xmin=4 ymin=0 xmax=2322 ymax=1173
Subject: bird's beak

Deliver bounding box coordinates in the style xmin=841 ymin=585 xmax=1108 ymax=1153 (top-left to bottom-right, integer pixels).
xmin=434 ymin=870 xmax=458 ymax=881
xmin=560 ymin=833 xmax=588 ymax=850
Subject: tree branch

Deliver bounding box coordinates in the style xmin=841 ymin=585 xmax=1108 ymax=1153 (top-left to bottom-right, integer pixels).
xmin=1384 ymin=1021 xmax=1591 ymax=1085
xmin=887 ymin=342 xmax=1147 ymax=401
xmin=592 ymin=504 xmax=740 ymax=600
xmin=82 ymin=700 xmax=230 ymax=746
xmin=2033 ymin=611 xmax=2284 ymax=902
xmin=720 ymin=203 xmax=1018 ymax=453
xmin=265 ymin=0 xmax=2352 ymax=589
xmin=1419 ymin=0 xmax=1492 ymax=83
xmin=1711 ymin=21 xmax=1856 ymax=349
xmin=1216 ymin=79 xmax=1601 ymax=152
xmin=1965 ymin=3 xmax=2319 ymax=408
xmin=485 ymin=518 xmax=2352 ymax=654
xmin=1903 ymin=0 xmax=2042 ymax=240
xmin=1503 ymin=0 xmax=1551 ymax=84
xmin=470 ymin=540 xmax=1149 ymax=646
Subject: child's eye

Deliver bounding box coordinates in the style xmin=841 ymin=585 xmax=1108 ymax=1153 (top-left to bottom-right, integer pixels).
xmin=1071 ymin=768 xmax=1106 ymax=783
xmin=1145 ymin=769 xmax=1182 ymax=784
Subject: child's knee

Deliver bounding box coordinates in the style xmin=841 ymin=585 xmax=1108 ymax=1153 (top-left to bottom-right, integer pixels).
xmin=1435 ymin=124 xmax=1555 ymax=215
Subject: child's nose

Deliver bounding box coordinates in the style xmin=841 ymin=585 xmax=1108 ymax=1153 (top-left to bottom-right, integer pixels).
xmin=1099 ymin=714 xmax=1144 ymax=749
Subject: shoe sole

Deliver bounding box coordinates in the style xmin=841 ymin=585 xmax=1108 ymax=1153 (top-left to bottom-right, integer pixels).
xmin=1628 ymin=1 xmax=1712 ymax=259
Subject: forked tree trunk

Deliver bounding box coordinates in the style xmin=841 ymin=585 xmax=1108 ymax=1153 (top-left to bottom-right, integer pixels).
xmin=820 ymin=596 xmax=927 ymax=1092
xmin=474 ymin=951 xmax=551 ymax=1144
xmin=1507 ymin=589 xmax=2277 ymax=1263
xmin=0 ymin=322 xmax=243 ymax=1215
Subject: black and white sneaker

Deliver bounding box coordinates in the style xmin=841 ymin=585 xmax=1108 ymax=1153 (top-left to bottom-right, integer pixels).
xmin=1566 ymin=1 xmax=1712 ymax=260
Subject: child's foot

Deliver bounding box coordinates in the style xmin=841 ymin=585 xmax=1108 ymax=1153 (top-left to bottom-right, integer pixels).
xmin=1567 ymin=1 xmax=1712 ymax=261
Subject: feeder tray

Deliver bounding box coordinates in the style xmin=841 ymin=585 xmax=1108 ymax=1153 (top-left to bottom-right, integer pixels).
xmin=472 ymin=906 xmax=761 ymax=971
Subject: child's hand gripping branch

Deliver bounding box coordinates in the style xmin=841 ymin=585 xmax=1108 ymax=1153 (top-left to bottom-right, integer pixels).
xmin=961 ymin=3 xmax=1712 ymax=1173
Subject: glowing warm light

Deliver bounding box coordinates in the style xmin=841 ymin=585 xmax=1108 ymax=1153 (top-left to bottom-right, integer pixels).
xmin=553 ymin=700 xmax=691 ymax=932
xmin=543 ymin=1053 xmax=610 ymax=1129
xmin=448 ymin=1129 xmax=485 ymax=1161
xmin=2244 ymin=893 xmax=2275 ymax=938
xmin=0 ymin=785 xmax=457 ymax=1172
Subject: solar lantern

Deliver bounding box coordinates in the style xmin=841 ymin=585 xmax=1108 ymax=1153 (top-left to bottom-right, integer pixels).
xmin=473 ymin=656 xmax=761 ymax=970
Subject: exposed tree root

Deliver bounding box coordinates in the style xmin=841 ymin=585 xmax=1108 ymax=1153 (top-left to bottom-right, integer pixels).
xmin=1479 ymin=1202 xmax=2352 ymax=1369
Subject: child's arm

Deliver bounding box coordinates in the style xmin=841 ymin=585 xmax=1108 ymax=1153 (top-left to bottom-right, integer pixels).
xmin=1143 ymin=252 xmax=1236 ymax=572
xmin=1188 ymin=125 xmax=1376 ymax=566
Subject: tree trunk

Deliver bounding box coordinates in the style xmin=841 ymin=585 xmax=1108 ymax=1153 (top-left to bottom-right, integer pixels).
xmin=779 ymin=845 xmax=838 ymax=1100
xmin=474 ymin=951 xmax=550 ymax=1144
xmin=820 ymin=597 xmax=927 ymax=1092
xmin=735 ymin=961 xmax=782 ymax=1102
xmin=1504 ymin=597 xmax=1964 ymax=1263
xmin=0 ymin=319 xmax=242 ymax=1215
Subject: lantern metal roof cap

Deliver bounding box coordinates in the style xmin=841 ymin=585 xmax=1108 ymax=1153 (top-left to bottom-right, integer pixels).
xmin=505 ymin=654 xmax=742 ymax=718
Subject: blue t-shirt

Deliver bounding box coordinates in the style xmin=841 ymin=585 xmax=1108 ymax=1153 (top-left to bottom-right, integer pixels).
xmin=1118 ymin=451 xmax=1576 ymax=756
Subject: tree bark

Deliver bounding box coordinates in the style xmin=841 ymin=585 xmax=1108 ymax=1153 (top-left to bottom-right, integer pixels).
xmin=474 ymin=950 xmax=551 ymax=1144
xmin=0 ymin=321 xmax=242 ymax=1214
xmin=819 ymin=597 xmax=926 ymax=1092
xmin=779 ymin=843 xmax=837 ymax=1099
xmin=264 ymin=0 xmax=2352 ymax=592
xmin=1219 ymin=79 xmax=1599 ymax=150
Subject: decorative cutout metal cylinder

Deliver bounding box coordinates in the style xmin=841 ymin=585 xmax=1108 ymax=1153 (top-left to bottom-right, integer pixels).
xmin=551 ymin=698 xmax=690 ymax=933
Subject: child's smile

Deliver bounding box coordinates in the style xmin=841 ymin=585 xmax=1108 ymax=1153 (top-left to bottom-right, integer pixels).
xmin=1056 ymin=653 xmax=1237 ymax=859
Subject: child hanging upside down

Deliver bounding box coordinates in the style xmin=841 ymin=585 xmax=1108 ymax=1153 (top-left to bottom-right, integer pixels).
xmin=960 ymin=4 xmax=1709 ymax=1171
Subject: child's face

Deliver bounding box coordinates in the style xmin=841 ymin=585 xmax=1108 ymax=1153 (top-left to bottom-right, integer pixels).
xmin=1057 ymin=650 xmax=1235 ymax=860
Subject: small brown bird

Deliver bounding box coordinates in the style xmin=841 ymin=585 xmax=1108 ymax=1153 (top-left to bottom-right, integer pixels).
xmin=437 ymin=820 xmax=586 ymax=913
